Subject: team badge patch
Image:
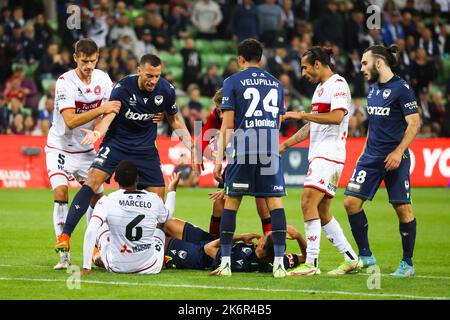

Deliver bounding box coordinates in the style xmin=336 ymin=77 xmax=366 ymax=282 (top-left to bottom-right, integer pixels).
xmin=383 ymin=89 xmax=391 ymax=99
xmin=289 ymin=151 xmax=301 ymax=169
xmin=155 ymin=95 xmax=164 ymax=106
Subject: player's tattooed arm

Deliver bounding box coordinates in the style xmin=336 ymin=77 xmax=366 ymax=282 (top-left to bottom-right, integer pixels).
xmin=279 ymin=122 xmax=310 ymax=154
xmin=384 ymin=113 xmax=420 ymax=171
xmin=234 ymin=233 xmax=261 ymax=244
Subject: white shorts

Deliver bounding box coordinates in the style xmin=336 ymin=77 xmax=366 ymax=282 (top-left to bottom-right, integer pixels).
xmin=304 ymin=157 xmax=344 ymax=198
xmin=102 ymin=229 xmax=166 ymax=275
xmin=45 ymin=145 xmax=103 ymax=193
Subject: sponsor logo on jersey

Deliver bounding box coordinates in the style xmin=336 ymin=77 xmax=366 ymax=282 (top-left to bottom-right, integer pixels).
xmin=125 ymin=108 xmax=154 ymax=121
xmin=232 ymin=183 xmax=249 ymax=191
xmin=404 ymin=101 xmax=418 ymax=110
xmin=367 ymin=106 xmax=391 ymax=116
xmin=77 ymin=88 xmax=83 ymax=96
xmin=133 ymin=244 xmax=151 ymax=253
xmin=236 ymin=259 xmax=244 ymax=266
xmin=272 ymin=185 xmax=284 ymax=192
xmin=318 ymin=179 xmax=325 ymax=185
xmin=155 ymin=95 xmax=164 ymax=106
xmin=143 ymin=97 xmax=149 ymax=104
xmin=56 ymin=87 xmax=67 ymax=102
xmin=333 ymin=92 xmax=347 ymax=98
xmin=383 ymin=89 xmax=391 ymax=99
xmin=120 ymin=244 xmax=133 ymax=253
xmin=368 ymin=87 xmax=374 ymax=98
xmin=327 ymin=182 xmax=337 ymax=193
xmin=376 ymin=89 xmax=381 ymax=95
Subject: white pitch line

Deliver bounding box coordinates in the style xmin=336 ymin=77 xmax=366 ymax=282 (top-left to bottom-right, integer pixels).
xmin=1 ymin=264 xmax=449 ymax=281
xmin=0 ymin=276 xmax=448 ymax=300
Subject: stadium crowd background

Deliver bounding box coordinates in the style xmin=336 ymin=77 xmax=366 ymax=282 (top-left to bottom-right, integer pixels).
xmin=0 ymin=0 xmax=449 ymax=140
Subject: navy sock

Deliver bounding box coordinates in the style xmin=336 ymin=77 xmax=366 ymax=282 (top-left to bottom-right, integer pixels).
xmin=62 ymin=185 xmax=95 ymax=236
xmin=400 ymin=219 xmax=416 ymax=266
xmin=348 ymin=210 xmax=372 ymax=257
xmin=220 ymin=209 xmax=237 ymax=257
xmin=270 ymin=208 xmax=287 ymax=257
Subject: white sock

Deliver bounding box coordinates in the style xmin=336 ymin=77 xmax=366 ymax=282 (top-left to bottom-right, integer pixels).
xmin=322 ymin=217 xmax=358 ymax=262
xmin=305 ymin=219 xmax=321 ymax=267
xmin=86 ymin=205 xmax=94 ymax=226
xmin=53 ymin=201 xmax=69 ymax=261
xmin=221 ymin=256 xmax=231 ymax=267
xmin=273 ymin=256 xmax=284 ymax=269
xmin=53 ymin=201 xmax=67 ymax=237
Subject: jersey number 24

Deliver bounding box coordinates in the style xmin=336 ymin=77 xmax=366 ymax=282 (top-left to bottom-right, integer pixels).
xmin=244 ymin=88 xmax=279 ymax=118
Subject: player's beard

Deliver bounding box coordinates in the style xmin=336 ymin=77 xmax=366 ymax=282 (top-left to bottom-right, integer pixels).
xmin=369 ymin=67 xmax=379 ymax=83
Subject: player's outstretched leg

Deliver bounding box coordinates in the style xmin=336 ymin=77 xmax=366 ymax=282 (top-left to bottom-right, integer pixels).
xmin=344 ymin=196 xmax=377 ymax=269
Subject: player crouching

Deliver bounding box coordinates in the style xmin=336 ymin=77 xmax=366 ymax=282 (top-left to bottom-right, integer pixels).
xmin=82 ymin=161 xmax=181 ymax=275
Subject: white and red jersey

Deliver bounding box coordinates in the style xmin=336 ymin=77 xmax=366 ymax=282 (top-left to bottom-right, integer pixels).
xmin=47 ymin=69 xmax=114 ymax=153
xmin=308 ymin=74 xmax=351 ymax=164
xmin=84 ymin=189 xmax=171 ymax=273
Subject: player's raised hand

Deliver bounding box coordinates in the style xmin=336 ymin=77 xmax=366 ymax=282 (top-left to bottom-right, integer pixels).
xmin=213 ymin=163 xmax=223 ymax=183
xmin=80 ymin=128 xmax=101 ymax=145
xmin=208 ymin=189 xmax=225 ymax=201
xmin=152 ymin=112 xmax=164 ymax=123
xmin=384 ymin=149 xmax=402 ymax=171
xmin=240 ymin=233 xmax=261 ymax=244
xmin=101 ymin=100 xmax=121 ymax=115
xmin=286 ymin=225 xmax=300 ymax=240
xmin=167 ymin=172 xmax=182 ymax=192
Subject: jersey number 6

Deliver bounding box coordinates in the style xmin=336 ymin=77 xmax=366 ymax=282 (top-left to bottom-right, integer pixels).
xmin=126 ymin=215 xmax=145 ymax=241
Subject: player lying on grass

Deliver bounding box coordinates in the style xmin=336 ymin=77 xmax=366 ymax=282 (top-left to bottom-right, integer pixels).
xmin=161 ymin=218 xmax=307 ymax=273
xmin=82 ymin=160 xmax=181 ymax=275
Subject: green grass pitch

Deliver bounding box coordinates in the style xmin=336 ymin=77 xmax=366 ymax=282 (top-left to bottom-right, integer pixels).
xmin=0 ymin=187 xmax=449 ymax=300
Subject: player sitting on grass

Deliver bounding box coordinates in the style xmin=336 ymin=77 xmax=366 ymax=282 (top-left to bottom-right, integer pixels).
xmin=82 ymin=160 xmax=181 ymax=275
xmin=161 ymin=218 xmax=307 ymax=273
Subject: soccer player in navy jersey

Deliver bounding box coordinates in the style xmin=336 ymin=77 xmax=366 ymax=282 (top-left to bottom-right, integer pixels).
xmin=343 ymin=45 xmax=420 ymax=277
xmin=55 ymin=54 xmax=197 ymax=253
xmin=211 ymin=39 xmax=288 ymax=278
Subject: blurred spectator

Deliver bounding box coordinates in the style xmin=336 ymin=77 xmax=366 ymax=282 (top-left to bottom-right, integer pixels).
xmin=400 ymin=11 xmax=417 ymax=39
xmin=113 ymin=1 xmax=127 ymax=21
xmin=133 ymin=16 xmax=148 ymax=40
xmin=4 ymin=74 xmax=26 ymax=104
xmin=222 ymin=58 xmax=239 ymax=79
xmin=38 ymin=94 xmax=54 ymax=130
xmin=136 ymin=27 xmax=159 ymax=58
xmin=429 ymin=91 xmax=446 ymax=130
xmin=441 ymin=95 xmax=450 ymax=137
xmin=279 ymin=72 xmax=303 ymax=101
xmin=348 ymin=99 xmax=367 ymax=137
xmin=149 ymin=14 xmax=174 ymax=52
xmin=24 ymin=114 xmax=40 ymax=135
xmin=0 ymin=93 xmax=8 ymax=134
xmin=257 ymin=0 xmax=284 ymax=48
xmin=417 ymin=87 xmax=432 ymax=124
xmin=411 ymin=47 xmax=437 ymax=95
xmin=345 ymin=50 xmax=366 ymax=98
xmin=417 ymin=27 xmax=440 ymax=57
xmin=36 ymin=42 xmax=68 ymax=81
xmin=166 ymin=5 xmax=190 ymax=39
xmin=393 ymin=38 xmax=413 ymax=83
xmin=281 ymin=0 xmax=296 ymax=42
xmin=109 ymin=13 xmax=138 ymax=45
xmin=87 ymin=4 xmax=109 ymax=48
xmin=180 ymin=37 xmax=202 ymax=91
xmin=365 ymin=28 xmax=384 ymax=46
xmin=8 ymin=113 xmax=25 ymax=135
xmin=345 ymin=10 xmax=368 ymax=54
xmin=0 ymin=24 xmax=13 ymax=84
xmin=381 ymin=12 xmax=405 ymax=46
xmin=34 ymin=13 xmax=53 ymax=50
xmin=199 ymin=63 xmax=222 ymax=97
xmin=267 ymin=47 xmax=292 ymax=79
xmin=7 ymin=64 xmax=39 ymax=109
xmin=314 ymin=0 xmax=345 ymax=47
xmin=37 ymin=82 xmax=55 ymax=110
xmin=230 ymin=0 xmax=259 ymax=43
xmin=185 ymin=84 xmax=203 ymax=125
xmin=191 ymin=0 xmax=223 ymax=39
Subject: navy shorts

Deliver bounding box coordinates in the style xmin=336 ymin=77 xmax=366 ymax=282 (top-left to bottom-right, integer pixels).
xmin=344 ymin=153 xmax=412 ymax=204
xmin=165 ymin=223 xmax=214 ymax=270
xmin=224 ymin=154 xmax=285 ymax=197
xmin=91 ymin=142 xmax=165 ymax=190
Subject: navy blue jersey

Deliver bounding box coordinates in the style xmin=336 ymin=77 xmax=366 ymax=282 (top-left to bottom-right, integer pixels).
xmin=104 ymin=75 xmax=178 ymax=151
xmin=212 ymin=243 xmax=260 ymax=272
xmin=221 ymin=66 xmax=285 ymax=156
xmin=365 ymin=75 xmax=418 ymax=157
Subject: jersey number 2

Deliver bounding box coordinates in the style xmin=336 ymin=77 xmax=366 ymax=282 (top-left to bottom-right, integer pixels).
xmin=126 ymin=215 xmax=145 ymax=241
xmin=244 ymin=88 xmax=279 ymax=118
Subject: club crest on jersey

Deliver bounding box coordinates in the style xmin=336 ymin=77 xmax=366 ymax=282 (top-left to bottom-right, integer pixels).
xmin=242 ymin=247 xmax=252 ymax=255
xmin=404 ymin=180 xmax=410 ymax=190
xmin=317 ymin=87 xmax=324 ymax=97
xmin=383 ymin=89 xmax=391 ymax=99
xmin=155 ymin=95 xmax=163 ymax=106
xmin=94 ymin=85 xmax=101 ymax=95
xmin=252 ymin=73 xmax=257 ymax=77
xmin=178 ymin=250 xmax=187 ymax=259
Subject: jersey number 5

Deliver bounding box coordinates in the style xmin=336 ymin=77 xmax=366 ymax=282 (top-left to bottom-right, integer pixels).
xmin=244 ymin=88 xmax=279 ymax=118
xmin=126 ymin=215 xmax=145 ymax=241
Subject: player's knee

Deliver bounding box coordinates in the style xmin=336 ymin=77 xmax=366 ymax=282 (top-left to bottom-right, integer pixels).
xmin=53 ymin=186 xmax=68 ymax=202
xmin=344 ymin=197 xmax=361 ymax=214
xmin=393 ymin=204 xmax=414 ymax=222
xmin=85 ymin=175 xmax=104 ymax=191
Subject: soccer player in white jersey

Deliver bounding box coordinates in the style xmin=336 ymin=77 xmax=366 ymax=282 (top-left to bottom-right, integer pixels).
xmin=82 ymin=161 xmax=181 ymax=275
xmin=46 ymin=38 xmax=121 ymax=269
xmin=280 ymin=47 xmax=359 ymax=275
